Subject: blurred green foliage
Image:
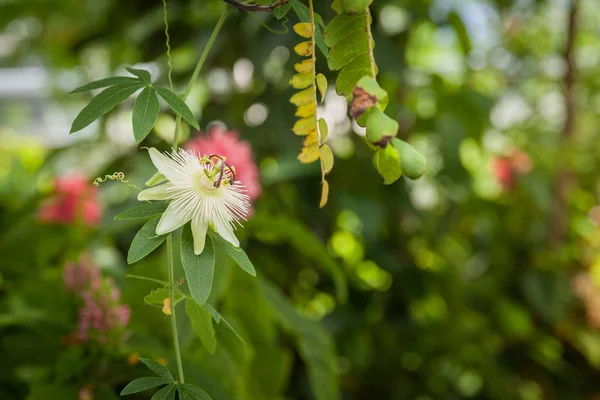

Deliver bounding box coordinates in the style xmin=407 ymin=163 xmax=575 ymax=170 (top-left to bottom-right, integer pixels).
xmin=3 ymin=0 xmax=600 ymax=399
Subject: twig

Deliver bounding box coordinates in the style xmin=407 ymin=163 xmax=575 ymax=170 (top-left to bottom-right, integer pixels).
xmin=221 ymin=0 xmax=287 ymax=12
xmin=549 ymin=0 xmax=578 ymax=246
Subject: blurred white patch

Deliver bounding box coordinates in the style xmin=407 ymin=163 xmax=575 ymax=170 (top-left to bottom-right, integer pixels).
xmin=233 ymin=58 xmax=254 ymax=93
xmin=482 ymin=129 xmax=508 ymax=153
xmin=379 ymin=5 xmax=409 ymax=36
xmin=540 ymin=55 xmax=566 ymax=79
xmin=410 ymin=179 xmax=439 ymax=210
xmin=244 ymin=103 xmax=268 ymax=126
xmin=537 ymin=91 xmax=565 ymax=126
xmin=207 ymin=68 xmax=232 ymax=96
xmin=490 ymin=92 xmax=531 ymax=129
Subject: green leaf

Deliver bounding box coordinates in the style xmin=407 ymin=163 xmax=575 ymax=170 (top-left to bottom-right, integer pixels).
xmin=132 ymin=87 xmax=160 ymax=143
xmin=126 ymin=67 xmax=152 ymax=83
xmin=333 ymin=0 xmax=373 ymax=14
xmin=375 ymin=144 xmax=402 ymax=185
xmin=181 ymin=224 xmax=215 ymax=305
xmin=209 ymin=231 xmax=256 ymax=276
xmin=177 ymin=384 xmax=213 ymax=400
xmin=391 ymin=138 xmax=427 ymax=180
xmin=202 ymin=303 xmax=221 ymax=323
xmin=120 ymin=377 xmax=170 ymax=395
xmin=260 ymin=280 xmax=339 ymax=400
xmin=186 ymin=299 xmax=217 ymax=354
xmin=115 ymin=202 xmax=168 ymax=220
xmin=154 ymin=86 xmax=199 ymax=130
xmin=144 ymin=287 xmax=185 ymax=308
xmin=316 ymin=73 xmax=327 ymax=102
xmin=152 ymin=384 xmax=176 ymax=400
xmin=70 ymin=76 xmax=141 ymax=94
xmin=273 ymin=2 xmax=292 ymax=19
xmin=366 ymin=107 xmax=398 ymax=146
xmin=335 ymin=54 xmax=375 ymax=96
xmin=327 ymin=30 xmax=370 ymax=71
xmin=289 ymin=0 xmax=328 ymax=58
xmin=127 ymin=217 xmax=168 ymax=264
xmin=140 ymin=358 xmax=174 ymax=381
xmin=70 ymin=82 xmax=144 ymax=133
xmin=324 ymin=13 xmax=369 ymax=48
xmin=318 ymin=118 xmax=328 ymax=143
xmin=202 ymin=303 xmax=247 ymax=346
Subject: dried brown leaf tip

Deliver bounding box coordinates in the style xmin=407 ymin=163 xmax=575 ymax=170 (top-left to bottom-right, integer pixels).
xmin=350 ymin=86 xmax=378 ymax=119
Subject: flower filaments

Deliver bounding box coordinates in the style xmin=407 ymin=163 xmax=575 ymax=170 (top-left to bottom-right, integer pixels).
xmin=138 ymin=148 xmax=250 ymax=254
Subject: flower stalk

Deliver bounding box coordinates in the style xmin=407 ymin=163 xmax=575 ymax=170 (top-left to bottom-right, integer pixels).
xmin=162 ymin=7 xmax=229 ymax=383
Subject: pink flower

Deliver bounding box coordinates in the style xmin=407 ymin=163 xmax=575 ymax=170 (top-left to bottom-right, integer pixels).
xmin=186 ymin=125 xmax=261 ymax=201
xmin=38 ymin=175 xmax=102 ymax=227
xmin=490 ymin=148 xmax=532 ymax=191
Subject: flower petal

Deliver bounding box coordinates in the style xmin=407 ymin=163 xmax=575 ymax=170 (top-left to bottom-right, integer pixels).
xmin=156 ymin=201 xmax=190 ymax=235
xmin=148 ymin=148 xmax=185 ymax=182
xmin=215 ymin=222 xmax=240 ymax=248
xmin=191 ymin=219 xmax=209 ymax=255
xmin=138 ymin=184 xmax=171 ymax=201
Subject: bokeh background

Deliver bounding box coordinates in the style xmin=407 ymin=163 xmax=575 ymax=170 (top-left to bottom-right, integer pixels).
xmin=2 ymin=0 xmax=600 ymax=399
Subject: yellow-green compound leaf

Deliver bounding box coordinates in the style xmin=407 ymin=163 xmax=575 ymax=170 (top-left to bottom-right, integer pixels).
xmin=375 ymin=144 xmax=402 ymax=184
xmin=320 ymin=144 xmax=334 ymax=176
xmin=318 ymin=118 xmax=329 ymax=143
xmin=294 ymin=41 xmax=313 ymax=57
xmin=290 ymin=0 xmax=329 ymax=57
xmin=335 ymin=54 xmax=376 ymax=96
xmin=298 ymin=138 xmax=320 ymax=164
xmin=365 ymin=107 xmax=398 ymax=146
xmin=154 ymin=86 xmax=200 ymax=130
xmin=70 ymin=82 xmax=144 ymax=133
xmin=296 ymin=103 xmax=316 ymax=118
xmin=181 ymin=224 xmax=215 ymax=306
xmin=320 ymin=180 xmax=330 ymax=208
xmin=290 ymin=87 xmax=315 ymax=106
xmin=293 ymin=22 xmax=312 ymax=38
xmin=185 ymin=299 xmax=216 ymax=354
xmin=293 ymin=116 xmax=317 ymax=136
xmin=324 ymin=13 xmax=370 ymax=48
xmin=127 ymin=217 xmax=168 ymax=264
xmin=132 ymin=87 xmax=160 ymax=143
xmin=316 ymin=73 xmax=327 ymax=102
xmin=289 ymin=73 xmax=313 ymax=89
xmin=327 ymin=30 xmax=370 ymax=71
xmin=295 ymin=59 xmax=314 ymax=74
xmin=391 ymin=138 xmax=427 ymax=180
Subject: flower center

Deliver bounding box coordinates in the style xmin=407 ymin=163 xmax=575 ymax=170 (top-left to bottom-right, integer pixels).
xmin=195 ymin=172 xmax=220 ymax=194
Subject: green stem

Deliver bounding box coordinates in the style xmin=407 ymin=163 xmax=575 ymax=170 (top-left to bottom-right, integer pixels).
xmin=173 ymin=9 xmax=228 ymax=149
xmin=365 ymin=7 xmax=376 ymax=79
xmin=167 ymin=235 xmax=185 ymax=383
xmin=163 ymin=8 xmax=229 ymax=384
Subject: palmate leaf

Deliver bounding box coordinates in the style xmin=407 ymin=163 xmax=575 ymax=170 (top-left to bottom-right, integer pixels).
xmin=154 ymin=86 xmax=200 ymax=130
xmin=152 ymin=384 xmax=176 ymax=400
xmin=125 ymin=66 xmax=152 ymax=83
xmin=70 ymin=76 xmax=140 ymax=94
xmin=186 ymin=299 xmax=217 ymax=354
xmin=70 ymin=82 xmax=144 ymax=133
xmin=177 ymin=383 xmax=213 ymax=400
xmin=180 ymin=224 xmax=215 ymax=305
xmin=139 ymin=358 xmax=174 ymax=381
xmin=127 ymin=217 xmax=168 ymax=264
xmin=209 ymin=230 xmax=256 ymax=276
xmin=120 ymin=377 xmax=170 ymax=395
xmin=114 ymin=202 xmax=168 ymax=220
xmin=132 ymin=87 xmax=160 ymax=143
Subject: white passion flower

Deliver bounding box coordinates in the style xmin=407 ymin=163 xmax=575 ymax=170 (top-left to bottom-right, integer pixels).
xmin=138 ymin=148 xmax=250 ymax=255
